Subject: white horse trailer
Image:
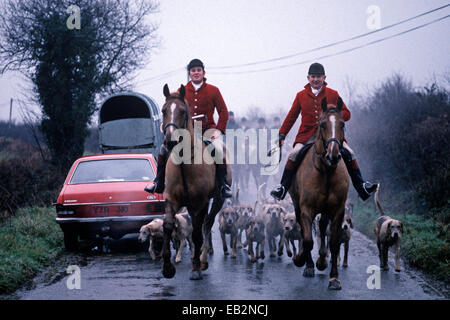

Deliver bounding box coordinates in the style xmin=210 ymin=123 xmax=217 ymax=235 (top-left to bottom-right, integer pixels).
xmin=99 ymin=92 xmax=162 ymax=157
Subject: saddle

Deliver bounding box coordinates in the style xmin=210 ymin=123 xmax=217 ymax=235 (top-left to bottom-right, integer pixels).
xmin=293 ymin=142 xmax=314 ymax=169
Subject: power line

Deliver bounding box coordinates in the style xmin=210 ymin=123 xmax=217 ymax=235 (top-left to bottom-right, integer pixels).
xmin=134 ymin=4 xmax=450 ymax=84
xmin=208 ymin=4 xmax=450 ymax=70
xmin=208 ymin=14 xmax=450 ymax=75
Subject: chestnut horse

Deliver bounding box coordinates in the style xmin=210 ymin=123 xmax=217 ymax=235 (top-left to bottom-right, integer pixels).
xmin=289 ymin=97 xmax=349 ymax=290
xmin=160 ymin=84 xmax=231 ymax=280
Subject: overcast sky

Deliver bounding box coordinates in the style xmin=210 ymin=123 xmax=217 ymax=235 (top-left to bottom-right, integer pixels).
xmin=0 ymin=0 xmax=449 ymax=123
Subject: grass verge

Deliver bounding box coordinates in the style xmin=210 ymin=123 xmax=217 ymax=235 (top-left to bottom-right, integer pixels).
xmin=0 ymin=206 xmax=64 ymax=294
xmin=352 ymin=199 xmax=450 ymax=284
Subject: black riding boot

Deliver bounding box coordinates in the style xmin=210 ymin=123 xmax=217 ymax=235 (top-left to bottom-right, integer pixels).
xmin=270 ymin=159 xmax=296 ymax=201
xmin=341 ymin=149 xmax=378 ymax=201
xmin=145 ymin=146 xmax=168 ymax=194
xmin=216 ymin=165 xmax=232 ymax=198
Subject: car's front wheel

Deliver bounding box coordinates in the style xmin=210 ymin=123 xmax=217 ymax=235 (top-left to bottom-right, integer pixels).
xmin=64 ymin=231 xmax=78 ymax=251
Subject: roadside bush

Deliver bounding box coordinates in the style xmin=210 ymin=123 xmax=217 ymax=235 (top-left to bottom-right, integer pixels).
xmin=347 ymin=75 xmax=449 ymax=210
xmin=0 ymin=137 xmax=64 ymax=219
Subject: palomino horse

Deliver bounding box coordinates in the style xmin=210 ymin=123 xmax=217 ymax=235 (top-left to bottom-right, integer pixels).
xmin=289 ymin=97 xmax=349 ymax=290
xmin=159 ymin=84 xmax=231 ymax=280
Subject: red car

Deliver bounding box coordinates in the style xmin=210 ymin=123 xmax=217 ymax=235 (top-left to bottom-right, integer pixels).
xmin=55 ymin=153 xmax=165 ymax=250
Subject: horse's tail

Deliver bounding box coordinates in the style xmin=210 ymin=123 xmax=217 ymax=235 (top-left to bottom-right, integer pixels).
xmin=257 ymin=183 xmax=266 ymax=203
xmin=374 ymin=184 xmax=386 ymax=216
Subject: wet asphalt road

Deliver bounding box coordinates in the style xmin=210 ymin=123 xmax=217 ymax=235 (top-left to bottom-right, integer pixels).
xmin=14 ymin=222 xmax=447 ymax=300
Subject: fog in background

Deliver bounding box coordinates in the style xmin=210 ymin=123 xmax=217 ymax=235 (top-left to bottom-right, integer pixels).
xmin=0 ymin=0 xmax=449 ymax=124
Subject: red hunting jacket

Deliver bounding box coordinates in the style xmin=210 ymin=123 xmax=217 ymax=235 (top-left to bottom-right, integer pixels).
xmin=279 ymin=82 xmax=351 ymax=145
xmin=185 ymin=79 xmax=229 ymax=133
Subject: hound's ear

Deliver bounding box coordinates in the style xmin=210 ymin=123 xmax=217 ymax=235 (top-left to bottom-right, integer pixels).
xmin=400 ymin=221 xmax=403 ymax=232
xmin=337 ymin=96 xmax=343 ymax=112
xmin=179 ymin=84 xmax=186 ymax=101
xmin=349 ymin=218 xmax=354 ymax=229
xmin=321 ymin=97 xmax=328 ymax=112
xmin=387 ymin=221 xmax=392 ymax=230
xmin=163 ymin=84 xmax=170 ymax=98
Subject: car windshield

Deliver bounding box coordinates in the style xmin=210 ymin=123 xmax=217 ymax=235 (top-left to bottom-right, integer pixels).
xmin=70 ymin=158 xmax=155 ymax=184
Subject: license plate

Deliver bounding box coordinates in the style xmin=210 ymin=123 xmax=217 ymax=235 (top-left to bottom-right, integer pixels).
xmin=92 ymin=205 xmax=130 ymax=216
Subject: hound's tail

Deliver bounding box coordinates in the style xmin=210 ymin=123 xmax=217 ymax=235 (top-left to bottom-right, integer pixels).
xmin=374 ymin=184 xmax=386 ymax=216
xmin=257 ymin=183 xmax=266 ymax=203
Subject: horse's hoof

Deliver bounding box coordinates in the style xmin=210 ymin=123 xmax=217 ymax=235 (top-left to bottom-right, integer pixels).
xmin=395 ymin=268 xmax=401 ymax=272
xmin=162 ymin=263 xmax=176 ymax=279
xmin=328 ymin=278 xmax=342 ymax=290
xmin=287 ymin=251 xmax=293 ymax=257
xmin=260 ymin=252 xmax=265 ymax=260
xmin=270 ymin=252 xmax=275 ymax=258
xmin=189 ymin=270 xmax=203 ymax=280
xmin=316 ymin=258 xmax=328 ymax=271
xmin=209 ymin=249 xmax=214 ymax=255
xmin=224 ymin=251 xmax=229 ymax=255
xmin=237 ymin=244 xmax=243 ymax=249
xmin=200 ymin=262 xmax=209 ymax=271
xmin=293 ymin=253 xmax=306 ymax=267
xmin=175 ymin=259 xmax=181 ymax=264
xmin=303 ymin=267 xmax=315 ymax=278
xmin=250 ymin=257 xmax=257 ymax=263
xmin=381 ymin=265 xmax=389 ymax=271
xmin=343 ymin=263 xmax=348 ymax=268
xmin=277 ymin=250 xmax=283 ymax=257
xmin=231 ymin=254 xmax=236 ymax=259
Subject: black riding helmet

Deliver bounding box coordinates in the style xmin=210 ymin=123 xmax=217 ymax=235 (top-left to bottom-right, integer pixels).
xmin=187 ymin=59 xmax=205 ymax=71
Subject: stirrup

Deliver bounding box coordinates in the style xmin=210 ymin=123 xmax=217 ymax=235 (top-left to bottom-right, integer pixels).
xmin=270 ymin=185 xmax=287 ymax=201
xmin=221 ymin=184 xmax=232 ymax=198
xmin=363 ymin=182 xmax=378 ymax=195
xmin=358 ymin=182 xmax=378 ymax=201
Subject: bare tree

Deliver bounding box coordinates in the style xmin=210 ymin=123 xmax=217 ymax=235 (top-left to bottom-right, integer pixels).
xmin=0 ymin=0 xmax=160 ymax=172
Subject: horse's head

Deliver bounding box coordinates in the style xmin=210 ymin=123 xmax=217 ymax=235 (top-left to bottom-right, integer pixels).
xmin=161 ymin=84 xmax=190 ymax=151
xmin=317 ymin=97 xmax=345 ymax=168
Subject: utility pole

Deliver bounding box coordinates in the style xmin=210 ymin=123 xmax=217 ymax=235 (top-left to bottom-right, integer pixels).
xmin=9 ymin=98 xmax=13 ymax=123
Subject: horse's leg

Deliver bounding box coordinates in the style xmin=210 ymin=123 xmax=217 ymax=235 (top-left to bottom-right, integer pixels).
xmin=316 ymin=214 xmax=329 ymax=271
xmin=328 ymin=214 xmax=344 ymax=290
xmin=294 ymin=208 xmax=315 ymax=277
xmin=190 ymin=209 xmax=206 ymax=280
xmin=162 ymin=203 xmax=176 ymax=278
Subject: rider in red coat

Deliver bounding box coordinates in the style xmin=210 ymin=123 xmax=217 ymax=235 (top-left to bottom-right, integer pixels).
xmin=270 ymin=62 xmax=378 ymax=201
xmin=146 ymin=59 xmax=232 ymax=198
xmin=184 ymin=79 xmax=229 ymax=133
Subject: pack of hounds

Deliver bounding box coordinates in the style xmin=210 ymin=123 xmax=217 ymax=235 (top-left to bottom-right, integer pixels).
xmin=139 ymin=183 xmax=403 ymax=272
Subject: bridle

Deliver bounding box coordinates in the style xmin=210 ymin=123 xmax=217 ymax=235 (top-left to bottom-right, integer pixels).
xmin=313 ymin=109 xmax=344 ymax=166
xmin=162 ymin=96 xmax=189 ymax=133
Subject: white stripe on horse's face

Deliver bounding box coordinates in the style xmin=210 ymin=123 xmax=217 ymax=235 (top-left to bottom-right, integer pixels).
xmin=170 ymin=102 xmax=176 ymax=123
xmin=330 ymin=115 xmax=336 ymax=138
xmin=329 ymin=114 xmax=336 ymax=149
